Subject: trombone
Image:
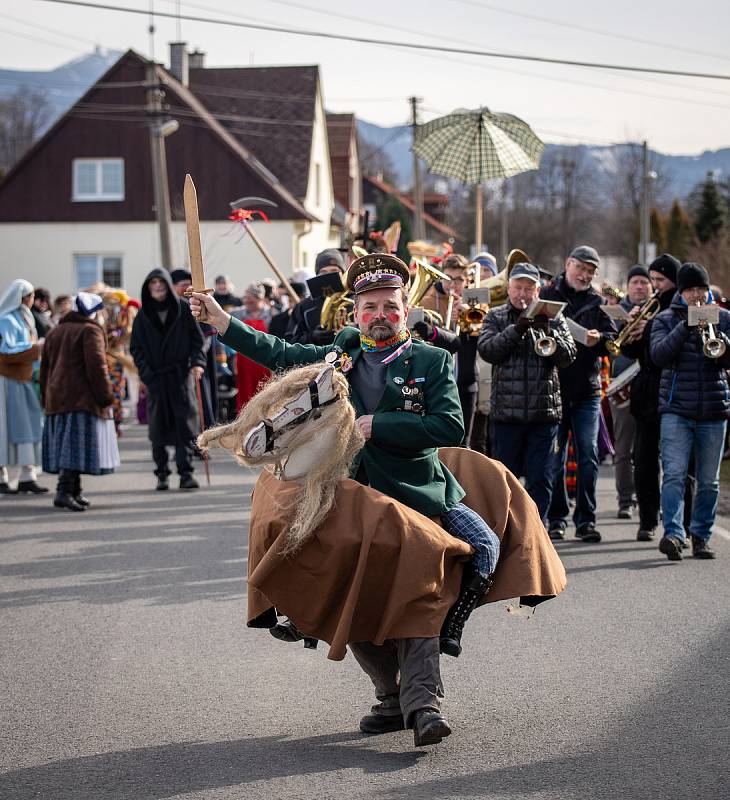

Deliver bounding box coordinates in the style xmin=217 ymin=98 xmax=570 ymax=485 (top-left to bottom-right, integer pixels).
xmin=694 ymin=301 xmax=727 ymax=359
xmin=605 ymin=292 xmax=661 ymax=356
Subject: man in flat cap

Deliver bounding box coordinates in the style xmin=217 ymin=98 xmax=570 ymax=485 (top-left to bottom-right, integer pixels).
xmin=190 ymin=252 xmax=503 ymax=748
xmin=540 ymin=245 xmax=617 ymax=543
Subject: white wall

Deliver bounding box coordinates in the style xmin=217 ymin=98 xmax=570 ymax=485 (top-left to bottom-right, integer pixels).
xmin=0 ymin=219 xmax=301 ymax=298
xmin=297 ymin=83 xmax=339 ymax=269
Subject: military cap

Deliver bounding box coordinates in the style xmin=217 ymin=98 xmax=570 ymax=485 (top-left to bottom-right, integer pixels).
xmin=345 ymin=253 xmax=411 ymax=295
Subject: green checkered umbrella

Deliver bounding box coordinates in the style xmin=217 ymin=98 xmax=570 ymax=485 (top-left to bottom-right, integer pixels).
xmin=413 ymin=107 xmax=544 ymax=183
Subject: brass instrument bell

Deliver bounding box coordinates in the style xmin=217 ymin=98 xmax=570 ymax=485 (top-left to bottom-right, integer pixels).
xmin=605 ymin=292 xmax=661 ymax=356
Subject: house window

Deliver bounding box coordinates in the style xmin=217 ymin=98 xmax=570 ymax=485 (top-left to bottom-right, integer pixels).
xmin=72 ymin=158 xmax=124 ymax=201
xmin=74 ymin=254 xmax=123 ymax=289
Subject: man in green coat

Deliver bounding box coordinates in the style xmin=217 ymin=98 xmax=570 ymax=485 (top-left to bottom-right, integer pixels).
xmin=191 ymin=253 xmax=500 ymax=747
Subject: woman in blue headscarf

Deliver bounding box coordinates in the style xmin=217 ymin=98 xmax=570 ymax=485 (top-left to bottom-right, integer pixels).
xmin=0 ymin=279 xmax=48 ymax=493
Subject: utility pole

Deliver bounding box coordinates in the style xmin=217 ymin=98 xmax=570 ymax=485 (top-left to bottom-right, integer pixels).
xmin=639 ymin=140 xmax=649 ymax=265
xmin=146 ymin=60 xmax=175 ymax=270
xmin=639 ymin=140 xmax=657 ymax=265
xmin=500 ymin=179 xmax=509 ymax=259
xmin=410 ymin=96 xmax=425 ymax=240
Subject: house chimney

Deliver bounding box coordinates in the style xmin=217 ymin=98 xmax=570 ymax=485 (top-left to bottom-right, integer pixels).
xmin=188 ymin=49 xmax=206 ymax=69
xmin=169 ymin=42 xmax=189 ymax=86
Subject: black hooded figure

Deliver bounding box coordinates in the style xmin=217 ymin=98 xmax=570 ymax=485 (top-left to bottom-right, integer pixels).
xmin=130 ymin=269 xmax=206 ymax=489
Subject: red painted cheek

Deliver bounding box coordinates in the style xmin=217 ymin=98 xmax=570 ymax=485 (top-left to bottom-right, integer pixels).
xmin=360 ymin=312 xmax=374 ymax=325
xmin=386 ymin=313 xmax=400 ymax=324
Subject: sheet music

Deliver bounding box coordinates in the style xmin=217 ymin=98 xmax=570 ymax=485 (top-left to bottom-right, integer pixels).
xmin=565 ymin=317 xmax=589 ymax=345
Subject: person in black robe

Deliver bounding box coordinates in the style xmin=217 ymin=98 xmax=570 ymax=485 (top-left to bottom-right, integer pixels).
xmin=170 ymin=269 xmax=219 ymax=427
xmin=130 ymin=269 xmax=206 ymax=490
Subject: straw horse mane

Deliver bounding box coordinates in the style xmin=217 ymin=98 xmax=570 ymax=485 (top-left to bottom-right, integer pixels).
xmin=198 ymin=363 xmax=364 ymax=553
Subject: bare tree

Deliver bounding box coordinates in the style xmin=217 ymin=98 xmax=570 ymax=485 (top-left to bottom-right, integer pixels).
xmin=0 ymin=88 xmax=52 ymax=176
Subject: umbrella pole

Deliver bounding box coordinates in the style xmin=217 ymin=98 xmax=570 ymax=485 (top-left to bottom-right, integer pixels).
xmin=475 ymin=182 xmax=484 ymax=252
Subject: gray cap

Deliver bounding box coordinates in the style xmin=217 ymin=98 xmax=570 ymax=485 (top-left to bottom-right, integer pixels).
xmin=569 ymin=245 xmax=600 ymax=267
xmin=315 ymin=248 xmax=346 ymax=274
xmin=510 ymin=262 xmax=541 ymax=284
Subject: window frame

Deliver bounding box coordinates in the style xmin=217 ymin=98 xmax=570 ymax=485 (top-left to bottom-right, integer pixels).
xmin=72 ymin=158 xmax=125 ymax=202
xmin=73 ymin=253 xmax=123 ymax=290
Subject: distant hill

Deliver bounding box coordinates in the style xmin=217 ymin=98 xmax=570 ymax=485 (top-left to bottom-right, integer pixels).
xmin=2 ymin=52 xmax=728 ymax=201
xmin=357 ymin=118 xmax=730 ymax=201
xmin=0 ymin=49 xmax=122 ymax=132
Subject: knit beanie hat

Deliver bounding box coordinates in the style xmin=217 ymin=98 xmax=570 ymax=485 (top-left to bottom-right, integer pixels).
xmin=648 ymin=254 xmax=680 ymax=284
xmin=677 ymin=262 xmax=710 ymax=293
xmin=169 ymin=269 xmax=192 ymax=285
xmin=627 ymin=265 xmax=650 ymax=282
xmin=315 ymin=248 xmax=346 ymax=274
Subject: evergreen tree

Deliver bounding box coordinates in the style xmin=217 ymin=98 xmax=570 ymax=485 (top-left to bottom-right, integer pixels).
xmin=693 ymin=171 xmax=727 ymax=243
xmin=650 ymin=207 xmax=667 ymax=253
xmin=665 ymin=199 xmax=694 ymax=261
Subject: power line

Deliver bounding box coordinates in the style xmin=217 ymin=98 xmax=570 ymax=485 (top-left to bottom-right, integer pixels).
xmin=0 ymin=11 xmax=99 ymax=47
xmin=449 ymin=0 xmax=730 ymax=65
xmin=0 ymin=27 xmax=88 ymax=54
xmin=39 ymin=0 xmax=730 ymax=81
xmin=181 ymin=0 xmax=730 ymax=101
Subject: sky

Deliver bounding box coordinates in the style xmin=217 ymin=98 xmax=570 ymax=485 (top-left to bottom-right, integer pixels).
xmin=2 ymin=0 xmax=730 ymax=155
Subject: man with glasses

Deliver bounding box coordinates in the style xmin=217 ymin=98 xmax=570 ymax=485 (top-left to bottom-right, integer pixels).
xmin=540 ymin=246 xmax=617 ymax=543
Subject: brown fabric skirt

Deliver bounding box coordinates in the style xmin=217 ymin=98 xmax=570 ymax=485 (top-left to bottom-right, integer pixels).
xmin=247 ymin=447 xmax=567 ymax=661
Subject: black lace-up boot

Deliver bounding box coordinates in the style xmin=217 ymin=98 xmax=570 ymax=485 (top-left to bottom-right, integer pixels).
xmin=439 ymin=564 xmax=494 ymax=657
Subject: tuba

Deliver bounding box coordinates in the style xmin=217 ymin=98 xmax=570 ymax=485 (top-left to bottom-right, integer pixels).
xmin=483 ymin=249 xmax=530 ymax=307
xmin=320 ymin=291 xmax=354 ymax=332
xmin=407 ymin=257 xmax=449 ymax=327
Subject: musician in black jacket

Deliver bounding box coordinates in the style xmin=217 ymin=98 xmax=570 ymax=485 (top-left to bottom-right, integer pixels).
xmin=540 ymin=246 xmax=617 ymax=543
xmin=621 ymin=254 xmax=682 ymax=542
xmin=478 ymin=263 xmax=576 ymax=523
xmin=285 ymin=249 xmax=346 ymax=345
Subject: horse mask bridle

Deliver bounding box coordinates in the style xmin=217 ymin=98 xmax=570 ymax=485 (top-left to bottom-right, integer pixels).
xmin=243 ymin=365 xmax=341 ymax=459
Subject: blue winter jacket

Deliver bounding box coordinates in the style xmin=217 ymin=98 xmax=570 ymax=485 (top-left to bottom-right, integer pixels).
xmin=649 ymin=294 xmax=730 ymax=420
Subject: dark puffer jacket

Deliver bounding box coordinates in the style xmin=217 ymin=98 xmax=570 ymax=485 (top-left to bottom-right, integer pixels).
xmin=621 ymin=288 xmax=674 ymax=420
xmin=477 ymin=303 xmax=576 ymax=424
xmin=540 ymin=275 xmax=617 ymax=401
xmin=649 ymin=294 xmax=730 ymax=420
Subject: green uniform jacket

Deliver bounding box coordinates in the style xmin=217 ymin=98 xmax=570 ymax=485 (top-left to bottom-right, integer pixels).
xmin=220 ymin=317 xmax=466 ymax=517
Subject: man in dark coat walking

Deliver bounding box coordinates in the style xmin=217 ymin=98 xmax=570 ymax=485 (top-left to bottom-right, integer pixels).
xmin=131 ymin=269 xmax=206 ymax=490
xmin=649 ymin=262 xmax=730 ymax=561
xmin=540 ymin=246 xmax=617 ymax=543
xmin=478 ymin=263 xmax=576 ymax=523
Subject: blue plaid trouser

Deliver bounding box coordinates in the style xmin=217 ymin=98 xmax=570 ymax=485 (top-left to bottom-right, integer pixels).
xmin=441 ymin=503 xmax=500 ymax=577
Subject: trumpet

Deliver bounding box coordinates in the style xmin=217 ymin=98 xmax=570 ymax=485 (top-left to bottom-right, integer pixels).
xmin=458 ymin=298 xmax=488 ymax=335
xmin=520 ymin=301 xmax=557 ymax=357
xmin=530 ymin=328 xmax=557 ymax=357
xmin=694 ymin=301 xmax=727 ymax=359
xmin=605 ymin=292 xmax=661 ymax=356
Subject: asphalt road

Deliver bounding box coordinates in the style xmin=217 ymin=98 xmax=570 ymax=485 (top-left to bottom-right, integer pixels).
xmin=1 ymin=425 xmax=729 ymax=800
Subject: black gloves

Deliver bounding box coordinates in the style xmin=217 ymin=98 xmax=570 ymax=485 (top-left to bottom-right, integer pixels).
xmin=413 ymin=320 xmax=435 ymax=340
